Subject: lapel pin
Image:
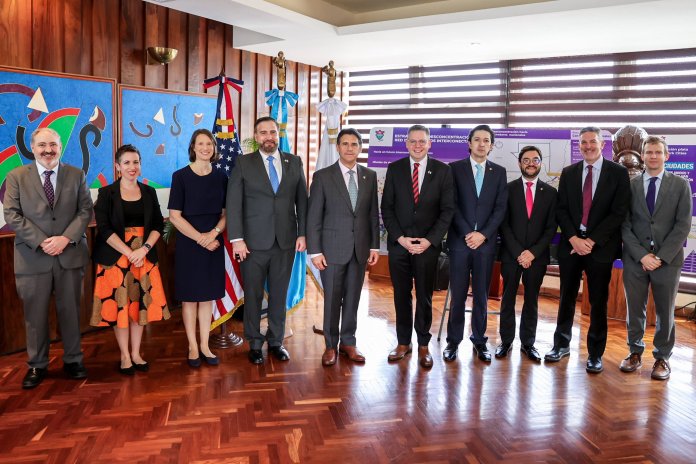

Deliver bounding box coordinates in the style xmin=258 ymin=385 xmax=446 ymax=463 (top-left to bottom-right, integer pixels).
xmin=284 ymin=159 xmax=289 ymax=163
xmin=362 ymin=176 xmax=366 ymax=179
xmin=428 ymin=170 xmax=432 ymax=174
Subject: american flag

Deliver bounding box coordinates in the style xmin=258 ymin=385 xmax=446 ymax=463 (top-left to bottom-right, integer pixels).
xmin=203 ymin=74 xmax=245 ymax=329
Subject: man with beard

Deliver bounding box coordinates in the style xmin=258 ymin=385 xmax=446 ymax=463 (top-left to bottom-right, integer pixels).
xmin=227 ymin=117 xmax=308 ymax=364
xmin=497 ymin=146 xmax=557 ymax=362
xmin=620 ymin=136 xmax=691 ymax=380
xmin=4 ymin=128 xmax=92 ymax=388
xmin=545 ymin=127 xmax=630 ymax=374
xmin=444 ymin=124 xmax=508 ymax=363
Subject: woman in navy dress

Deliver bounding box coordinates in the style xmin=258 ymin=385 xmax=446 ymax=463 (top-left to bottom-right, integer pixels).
xmin=168 ymin=129 xmax=227 ymax=367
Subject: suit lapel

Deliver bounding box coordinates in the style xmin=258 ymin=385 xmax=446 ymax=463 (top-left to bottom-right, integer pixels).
xmin=277 ymin=152 xmax=291 ymax=193
xmin=330 ymin=162 xmax=353 ymax=212
xmin=112 ymin=181 xmax=125 ymax=230
xmin=653 ymin=171 xmax=672 ymax=216
xmin=28 ymin=164 xmax=51 ymax=207
xmin=355 ymin=165 xmax=368 ymax=213
xmin=400 ymin=158 xmax=416 ymax=208
xmin=139 ymin=181 xmax=152 ymax=228
xmin=591 ymin=161 xmax=612 ymax=208
xmin=53 ymin=163 xmax=67 ymax=206
xmin=512 ymin=178 xmax=527 ymax=218
xmin=252 ymin=151 xmax=275 ymax=194
xmin=530 ymin=180 xmax=549 ymax=220
xmin=479 ymin=160 xmax=495 ymax=198
xmin=418 ymin=158 xmax=433 ymax=201
xmin=632 ymin=175 xmax=649 ymax=217
xmin=464 ymin=158 xmax=477 ymax=198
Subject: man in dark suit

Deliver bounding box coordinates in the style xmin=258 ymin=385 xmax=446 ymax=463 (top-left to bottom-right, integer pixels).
xmin=497 ymin=146 xmax=557 ymax=362
xmin=307 ymin=128 xmax=379 ymax=366
xmin=381 ymin=124 xmax=454 ymax=368
xmin=4 ymin=127 xmax=92 ymax=389
xmin=444 ymin=124 xmax=508 ymax=363
xmin=620 ymin=136 xmax=691 ymax=380
xmin=227 ymin=117 xmax=308 ymax=365
xmin=545 ymin=126 xmax=630 ymax=374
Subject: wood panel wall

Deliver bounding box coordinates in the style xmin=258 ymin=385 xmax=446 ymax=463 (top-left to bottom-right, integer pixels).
xmin=0 ymin=0 xmax=344 ymax=354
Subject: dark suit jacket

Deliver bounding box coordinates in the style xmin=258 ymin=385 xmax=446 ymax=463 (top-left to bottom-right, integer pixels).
xmin=92 ymin=179 xmax=165 ymax=265
xmin=381 ymin=156 xmax=454 ymax=255
xmin=227 ymin=150 xmax=308 ymax=251
xmin=622 ymin=171 xmax=692 ymax=267
xmin=307 ymin=162 xmax=379 ymax=265
xmin=447 ymin=157 xmax=508 ymax=253
xmin=556 ymin=159 xmax=630 ymax=262
xmin=499 ymin=177 xmax=558 ymax=265
xmin=3 ymin=162 xmax=92 ymax=274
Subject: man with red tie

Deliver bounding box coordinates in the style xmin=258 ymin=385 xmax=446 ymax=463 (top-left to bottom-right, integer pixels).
xmin=497 ymin=146 xmax=557 ymax=362
xmin=381 ymin=125 xmax=454 ymax=368
xmin=545 ymin=127 xmax=630 ymax=374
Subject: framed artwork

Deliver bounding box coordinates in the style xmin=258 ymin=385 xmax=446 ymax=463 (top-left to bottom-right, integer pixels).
xmin=119 ymin=85 xmax=217 ymax=189
xmin=0 ymin=66 xmax=116 ymax=234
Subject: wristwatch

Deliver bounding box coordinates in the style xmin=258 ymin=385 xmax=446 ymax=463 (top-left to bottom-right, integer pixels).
xmin=143 ymin=243 xmax=152 ymax=250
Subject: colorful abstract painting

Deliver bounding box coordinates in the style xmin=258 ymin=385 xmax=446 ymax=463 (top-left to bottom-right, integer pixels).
xmin=0 ymin=66 xmax=116 ymax=234
xmin=119 ymin=86 xmax=217 ymax=189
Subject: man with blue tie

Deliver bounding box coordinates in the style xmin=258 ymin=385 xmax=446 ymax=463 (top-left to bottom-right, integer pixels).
xmin=227 ymin=117 xmax=308 ymax=365
xmin=545 ymin=127 xmax=630 ymax=374
xmin=620 ymin=136 xmax=691 ymax=380
xmin=444 ymin=124 xmax=508 ymax=363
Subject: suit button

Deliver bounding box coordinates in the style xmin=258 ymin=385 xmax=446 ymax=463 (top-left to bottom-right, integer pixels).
xmin=52 ymin=218 xmax=56 ymax=221
xmin=651 ymin=221 xmax=654 ymax=224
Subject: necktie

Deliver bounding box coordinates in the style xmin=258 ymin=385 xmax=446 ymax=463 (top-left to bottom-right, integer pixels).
xmin=581 ymin=165 xmax=593 ymax=226
xmin=43 ymin=170 xmax=55 ymax=208
xmin=267 ymin=155 xmax=279 ymax=193
xmin=525 ymin=181 xmax=534 ymax=219
xmin=412 ymin=162 xmax=420 ymax=204
xmin=348 ymin=170 xmax=358 ymax=211
xmin=646 ymin=176 xmax=657 ymax=215
xmin=475 ymin=163 xmax=483 ymax=197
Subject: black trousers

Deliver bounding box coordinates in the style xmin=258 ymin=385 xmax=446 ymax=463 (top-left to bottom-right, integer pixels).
xmin=388 ymin=247 xmax=439 ymax=346
xmin=553 ymin=253 xmax=613 ymax=358
xmin=499 ymin=261 xmax=547 ymax=346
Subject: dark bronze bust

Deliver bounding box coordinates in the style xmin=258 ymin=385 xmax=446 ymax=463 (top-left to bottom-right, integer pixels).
xmin=612 ymin=125 xmax=648 ymax=178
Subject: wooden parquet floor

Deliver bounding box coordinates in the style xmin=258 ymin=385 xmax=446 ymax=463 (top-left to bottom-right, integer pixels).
xmin=1 ymin=277 xmax=696 ymax=463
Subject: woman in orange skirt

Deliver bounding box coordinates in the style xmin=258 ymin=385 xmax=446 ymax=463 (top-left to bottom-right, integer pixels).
xmin=91 ymin=144 xmax=170 ymax=375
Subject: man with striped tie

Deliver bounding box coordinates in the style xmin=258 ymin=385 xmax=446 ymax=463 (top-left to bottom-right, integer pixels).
xmin=381 ymin=125 xmax=454 ymax=368
xmin=307 ymin=128 xmax=379 ymax=366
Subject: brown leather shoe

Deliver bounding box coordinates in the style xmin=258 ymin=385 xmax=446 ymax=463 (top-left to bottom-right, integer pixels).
xmin=321 ymin=348 xmax=337 ymax=366
xmin=418 ymin=346 xmax=433 ymax=368
xmin=339 ymin=345 xmax=366 ymax=363
xmin=651 ymin=359 xmax=671 ymax=380
xmin=387 ymin=344 xmax=412 ymax=362
xmin=619 ymin=352 xmax=642 ymax=372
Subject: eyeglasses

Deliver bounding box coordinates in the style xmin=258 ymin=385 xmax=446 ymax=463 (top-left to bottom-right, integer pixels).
xmin=521 ymin=158 xmax=541 ymax=165
xmin=407 ymin=139 xmax=428 ymax=146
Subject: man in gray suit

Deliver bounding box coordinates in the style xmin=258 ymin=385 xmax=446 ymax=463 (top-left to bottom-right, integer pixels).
xmin=307 ymin=128 xmax=379 ymax=366
xmin=227 ymin=117 xmax=308 ymax=365
xmin=4 ymin=127 xmax=92 ymax=389
xmin=620 ymin=135 xmax=692 ymax=380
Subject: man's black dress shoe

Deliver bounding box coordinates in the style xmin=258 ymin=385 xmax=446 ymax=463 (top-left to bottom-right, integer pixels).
xmin=586 ymin=357 xmax=603 ymax=374
xmin=521 ymin=345 xmax=542 ymax=362
xmin=201 ymin=353 xmax=220 ymax=366
xmin=119 ymin=364 xmax=135 ymax=376
xmin=269 ymin=345 xmax=290 ymax=361
xmin=495 ymin=342 xmax=512 ymax=359
xmin=544 ymin=346 xmax=570 ymax=362
xmin=473 ymin=343 xmax=492 ymax=362
xmin=133 ymin=362 xmax=149 ymax=372
xmin=443 ymin=342 xmax=458 ymax=362
xmin=22 ymin=367 xmax=46 ymax=389
xmin=63 ymin=362 xmax=87 ymax=380
xmin=248 ymin=349 xmax=264 ymax=364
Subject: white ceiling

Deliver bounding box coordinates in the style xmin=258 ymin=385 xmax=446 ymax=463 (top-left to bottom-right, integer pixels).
xmin=146 ymin=0 xmax=696 ymax=70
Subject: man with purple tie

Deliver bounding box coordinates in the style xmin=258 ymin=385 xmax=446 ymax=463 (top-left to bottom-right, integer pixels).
xmin=545 ymin=127 xmax=630 ymax=374
xmin=620 ymin=136 xmax=691 ymax=380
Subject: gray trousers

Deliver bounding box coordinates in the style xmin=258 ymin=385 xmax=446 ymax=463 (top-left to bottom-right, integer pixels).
xmin=320 ymin=253 xmax=366 ymax=349
xmin=16 ymin=259 xmax=85 ymax=369
xmin=241 ymin=242 xmax=294 ymax=350
xmin=623 ymin=258 xmax=679 ymax=360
